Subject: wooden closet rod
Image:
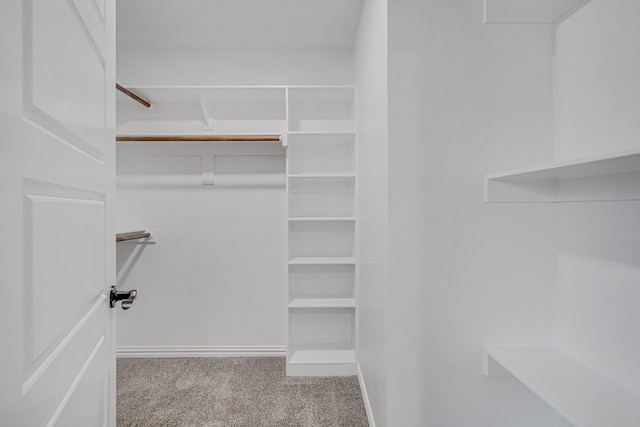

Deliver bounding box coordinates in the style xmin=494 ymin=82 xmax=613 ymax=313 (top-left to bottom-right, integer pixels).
xmin=116 ymin=135 xmax=281 ymax=142
xmin=116 ymin=232 xmax=151 ymax=243
xmin=116 ymin=83 xmax=152 ymax=108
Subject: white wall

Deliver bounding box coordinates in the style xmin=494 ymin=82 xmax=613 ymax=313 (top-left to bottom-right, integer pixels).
xmin=552 ymin=0 xmax=640 ymax=397
xmin=116 ymin=49 xmax=354 ymax=353
xmin=387 ymin=0 xmax=564 ymax=425
xmin=553 ymin=0 xmax=640 ymax=161
xmin=353 ymin=0 xmax=389 ymax=425
xmin=117 ymin=48 xmax=354 ymax=86
xmin=115 ymin=147 xmax=287 ymax=352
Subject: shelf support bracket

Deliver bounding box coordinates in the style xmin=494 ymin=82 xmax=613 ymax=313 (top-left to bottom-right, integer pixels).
xmin=202 ymin=154 xmax=215 ymax=185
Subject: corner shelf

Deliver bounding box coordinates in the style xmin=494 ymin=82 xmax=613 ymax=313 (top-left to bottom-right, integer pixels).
xmin=484 ymin=347 xmax=640 ymax=427
xmin=485 ymin=148 xmax=640 ymax=202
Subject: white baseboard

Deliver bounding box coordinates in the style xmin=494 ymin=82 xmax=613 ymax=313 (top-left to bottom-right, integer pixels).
xmin=357 ymin=362 xmax=377 ymax=427
xmin=116 ymin=345 xmax=286 ymax=358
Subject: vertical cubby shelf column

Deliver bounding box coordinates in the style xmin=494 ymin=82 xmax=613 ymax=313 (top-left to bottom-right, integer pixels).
xmin=286 ymin=87 xmax=357 ymax=376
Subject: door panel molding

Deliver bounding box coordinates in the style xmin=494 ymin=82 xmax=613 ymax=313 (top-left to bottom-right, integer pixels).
xmin=23 ymin=305 xmax=107 ymax=427
xmin=23 ymin=191 xmax=105 ymax=366
xmin=25 ymin=0 xmax=106 ymax=161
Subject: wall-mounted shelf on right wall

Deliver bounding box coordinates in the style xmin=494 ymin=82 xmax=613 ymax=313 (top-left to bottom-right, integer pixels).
xmin=485 ymin=148 xmax=640 ymax=202
xmin=484 ymin=347 xmax=640 ymax=427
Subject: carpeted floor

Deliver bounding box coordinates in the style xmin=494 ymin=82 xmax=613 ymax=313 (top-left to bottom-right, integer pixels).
xmin=117 ymin=357 xmax=369 ymax=427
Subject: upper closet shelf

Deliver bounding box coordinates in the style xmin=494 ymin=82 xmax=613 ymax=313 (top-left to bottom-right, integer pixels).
xmin=117 ymin=86 xmax=287 ymax=135
xmin=485 ymin=148 xmax=640 ymax=202
xmin=484 ymin=0 xmax=590 ymax=24
xmin=484 ymin=347 xmax=640 ymax=427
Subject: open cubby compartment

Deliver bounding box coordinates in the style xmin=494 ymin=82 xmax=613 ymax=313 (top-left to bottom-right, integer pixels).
xmin=287 ymin=133 xmax=355 ymax=175
xmin=289 ymin=264 xmax=355 ymax=301
xmin=116 ymin=86 xmax=286 ymax=134
xmin=287 ymin=308 xmax=356 ymax=376
xmin=289 ymin=220 xmax=355 ymax=259
xmin=288 ymin=177 xmax=355 ymax=218
xmin=288 ymin=87 xmax=355 ymax=132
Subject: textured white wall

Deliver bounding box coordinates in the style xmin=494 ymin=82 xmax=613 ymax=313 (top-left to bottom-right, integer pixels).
xmin=115 ymin=171 xmax=288 ymax=350
xmin=387 ymin=0 xmax=565 ymax=425
xmin=353 ymin=0 xmax=389 ymax=425
xmin=553 ymin=0 xmax=640 ymax=397
xmin=117 ymin=48 xmax=354 ymax=86
xmin=553 ymin=0 xmax=640 ymax=161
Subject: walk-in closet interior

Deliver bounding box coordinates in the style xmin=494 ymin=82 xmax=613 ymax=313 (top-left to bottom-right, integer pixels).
xmin=114 ymin=0 xmax=640 ymax=426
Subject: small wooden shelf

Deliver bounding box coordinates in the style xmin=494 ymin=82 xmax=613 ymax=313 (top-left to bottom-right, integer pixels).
xmin=484 ymin=347 xmax=640 ymax=427
xmin=288 ymin=298 xmax=356 ymax=309
xmin=116 ymin=135 xmax=281 ymax=142
xmin=288 ymin=257 xmax=356 ymax=266
xmin=116 ymin=231 xmax=154 ymax=243
xmin=485 ymin=148 xmax=640 ymax=202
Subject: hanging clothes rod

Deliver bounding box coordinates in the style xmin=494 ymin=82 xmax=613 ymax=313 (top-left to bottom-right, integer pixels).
xmin=116 ymin=135 xmax=281 ymax=142
xmin=116 ymin=231 xmax=151 ymax=243
xmin=116 ymin=83 xmax=152 ymax=109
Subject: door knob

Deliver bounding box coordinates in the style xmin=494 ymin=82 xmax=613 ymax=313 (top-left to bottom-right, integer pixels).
xmin=110 ymin=286 xmax=137 ymax=310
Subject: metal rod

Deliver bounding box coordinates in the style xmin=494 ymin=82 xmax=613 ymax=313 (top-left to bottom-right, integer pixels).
xmin=116 ymin=135 xmax=281 ymax=142
xmin=116 ymin=232 xmax=151 ymax=243
xmin=116 ymin=83 xmax=152 ymax=108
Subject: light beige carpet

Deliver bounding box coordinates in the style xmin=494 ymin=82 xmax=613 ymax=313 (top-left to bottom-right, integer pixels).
xmin=117 ymin=357 xmax=369 ymax=427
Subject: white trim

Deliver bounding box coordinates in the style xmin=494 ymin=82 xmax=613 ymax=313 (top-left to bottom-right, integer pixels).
xmin=116 ymin=345 xmax=286 ymax=358
xmin=357 ymin=362 xmax=377 ymax=427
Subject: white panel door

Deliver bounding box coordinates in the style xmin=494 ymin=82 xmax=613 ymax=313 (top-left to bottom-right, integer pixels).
xmin=0 ymin=0 xmax=116 ymax=426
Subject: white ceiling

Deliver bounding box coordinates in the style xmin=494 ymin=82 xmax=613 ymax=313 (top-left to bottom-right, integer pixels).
xmin=116 ymin=0 xmax=365 ymax=50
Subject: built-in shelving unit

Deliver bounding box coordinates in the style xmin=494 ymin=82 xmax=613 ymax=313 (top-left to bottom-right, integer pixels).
xmin=484 ymin=347 xmax=640 ymax=427
xmin=286 ymin=87 xmax=357 ymax=376
xmin=116 ymin=85 xmax=358 ymax=377
xmin=485 ymin=148 xmax=640 ymax=202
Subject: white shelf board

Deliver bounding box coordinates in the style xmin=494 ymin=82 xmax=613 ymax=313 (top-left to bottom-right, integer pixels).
xmin=484 ymin=0 xmax=590 ymax=24
xmin=288 ymin=131 xmax=356 ymax=136
xmin=288 ymin=257 xmax=356 ymax=266
xmin=485 ymin=148 xmax=640 ymax=202
xmin=288 ymin=173 xmax=356 ymax=179
xmin=287 ymin=349 xmax=356 ymax=376
xmin=288 ymin=217 xmax=356 ymax=222
xmin=288 ymin=298 xmax=356 ymax=309
xmin=289 ymin=349 xmax=355 ymax=365
xmin=484 ymin=347 xmax=640 ymax=427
